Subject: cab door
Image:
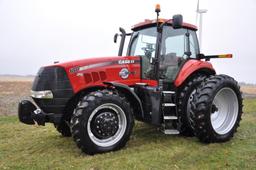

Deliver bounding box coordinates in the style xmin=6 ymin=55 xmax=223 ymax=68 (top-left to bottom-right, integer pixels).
xmin=159 ymin=26 xmax=200 ymax=89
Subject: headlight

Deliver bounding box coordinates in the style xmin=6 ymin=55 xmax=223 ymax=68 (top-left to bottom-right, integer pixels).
xmin=31 ymin=90 xmax=53 ymax=99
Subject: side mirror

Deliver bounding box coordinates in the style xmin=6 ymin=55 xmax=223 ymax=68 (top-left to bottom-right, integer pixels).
xmin=172 ymin=14 xmax=183 ymax=29
xmin=114 ymin=33 xmax=118 ymax=43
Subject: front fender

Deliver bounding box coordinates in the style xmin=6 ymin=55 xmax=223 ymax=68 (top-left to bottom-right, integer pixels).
xmin=103 ymin=82 xmax=144 ymax=120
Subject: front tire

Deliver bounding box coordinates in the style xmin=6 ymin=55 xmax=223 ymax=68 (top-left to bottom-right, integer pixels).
xmin=190 ymin=75 xmax=243 ymax=143
xmin=70 ymin=90 xmax=134 ymax=154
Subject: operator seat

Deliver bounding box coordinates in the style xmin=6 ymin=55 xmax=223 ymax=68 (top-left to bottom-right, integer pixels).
xmin=160 ymin=53 xmax=179 ymax=81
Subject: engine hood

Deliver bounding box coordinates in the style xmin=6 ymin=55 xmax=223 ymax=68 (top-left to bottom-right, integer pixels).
xmin=44 ymin=56 xmax=142 ymax=93
xmin=48 ymin=56 xmax=121 ymax=69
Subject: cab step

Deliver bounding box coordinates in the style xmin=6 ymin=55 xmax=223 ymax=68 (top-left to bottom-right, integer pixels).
xmin=162 ymin=129 xmax=180 ymax=135
xmin=161 ymin=90 xmax=179 ymax=135
xmin=162 ymin=103 xmax=176 ymax=107
xmin=164 ymin=116 xmax=178 ymax=120
xmin=162 ymin=91 xmax=175 ymax=94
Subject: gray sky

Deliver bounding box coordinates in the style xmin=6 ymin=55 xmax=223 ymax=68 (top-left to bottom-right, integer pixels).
xmin=0 ymin=0 xmax=255 ymax=83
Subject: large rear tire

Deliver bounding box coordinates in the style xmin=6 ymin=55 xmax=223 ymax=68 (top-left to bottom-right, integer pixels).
xmin=177 ymin=74 xmax=207 ymax=136
xmin=190 ymin=75 xmax=243 ymax=143
xmin=70 ymin=90 xmax=134 ymax=155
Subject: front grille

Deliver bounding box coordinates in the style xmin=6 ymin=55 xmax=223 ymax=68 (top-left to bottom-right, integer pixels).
xmin=32 ymin=66 xmax=74 ymax=114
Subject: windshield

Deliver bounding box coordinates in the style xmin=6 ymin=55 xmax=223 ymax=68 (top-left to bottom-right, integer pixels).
xmin=129 ymin=27 xmax=157 ymax=57
xmin=128 ymin=27 xmax=157 ymax=79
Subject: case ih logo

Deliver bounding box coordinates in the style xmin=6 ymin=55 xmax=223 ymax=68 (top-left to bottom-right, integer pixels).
xmin=118 ymin=60 xmax=135 ymax=64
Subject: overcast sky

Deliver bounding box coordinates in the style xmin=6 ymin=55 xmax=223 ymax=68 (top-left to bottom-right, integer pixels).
xmin=0 ymin=0 xmax=255 ymax=83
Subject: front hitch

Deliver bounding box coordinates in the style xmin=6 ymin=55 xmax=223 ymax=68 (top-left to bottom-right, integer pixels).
xmin=18 ymin=100 xmax=62 ymax=126
xmin=18 ymin=100 xmax=36 ymax=125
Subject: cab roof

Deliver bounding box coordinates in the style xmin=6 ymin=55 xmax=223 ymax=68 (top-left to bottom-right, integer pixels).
xmin=132 ymin=18 xmax=197 ymax=31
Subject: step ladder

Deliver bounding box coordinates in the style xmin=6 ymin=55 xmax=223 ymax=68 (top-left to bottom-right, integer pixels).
xmin=161 ymin=91 xmax=180 ymax=135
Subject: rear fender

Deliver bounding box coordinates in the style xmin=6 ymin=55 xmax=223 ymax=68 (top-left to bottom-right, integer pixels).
xmin=175 ymin=60 xmax=216 ymax=87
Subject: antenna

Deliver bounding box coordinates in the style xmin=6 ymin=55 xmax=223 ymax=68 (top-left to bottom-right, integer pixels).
xmin=196 ymin=0 xmax=207 ymax=50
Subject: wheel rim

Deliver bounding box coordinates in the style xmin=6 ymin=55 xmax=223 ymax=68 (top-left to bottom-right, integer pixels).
xmin=87 ymin=103 xmax=127 ymax=147
xmin=211 ymin=88 xmax=239 ymax=135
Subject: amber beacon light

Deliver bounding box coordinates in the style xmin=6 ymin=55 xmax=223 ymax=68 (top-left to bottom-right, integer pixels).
xmin=155 ymin=4 xmax=161 ymax=13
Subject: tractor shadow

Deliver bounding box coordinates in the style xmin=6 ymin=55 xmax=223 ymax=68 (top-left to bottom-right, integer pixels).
xmin=126 ymin=121 xmax=196 ymax=149
xmin=38 ymin=122 xmax=197 ymax=156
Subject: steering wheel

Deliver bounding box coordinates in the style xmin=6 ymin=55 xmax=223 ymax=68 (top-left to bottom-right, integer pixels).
xmin=141 ymin=43 xmax=155 ymax=59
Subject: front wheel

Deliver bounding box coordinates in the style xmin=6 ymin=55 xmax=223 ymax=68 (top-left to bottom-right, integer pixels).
xmin=70 ymin=90 xmax=134 ymax=154
xmin=190 ymin=75 xmax=243 ymax=143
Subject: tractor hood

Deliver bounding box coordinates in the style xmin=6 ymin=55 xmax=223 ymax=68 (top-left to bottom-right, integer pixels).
xmin=43 ymin=56 xmax=142 ymax=93
xmin=50 ymin=56 xmax=123 ymax=69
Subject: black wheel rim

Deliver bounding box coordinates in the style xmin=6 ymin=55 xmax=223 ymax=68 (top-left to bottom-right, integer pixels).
xmin=91 ymin=109 xmax=119 ymax=139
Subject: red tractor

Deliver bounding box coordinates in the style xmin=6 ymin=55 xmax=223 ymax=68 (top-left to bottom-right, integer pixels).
xmin=18 ymin=5 xmax=243 ymax=154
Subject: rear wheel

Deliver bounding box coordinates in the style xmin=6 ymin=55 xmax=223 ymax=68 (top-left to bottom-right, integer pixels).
xmin=177 ymin=74 xmax=207 ymax=136
xmin=70 ymin=90 xmax=134 ymax=154
xmin=190 ymin=75 xmax=243 ymax=143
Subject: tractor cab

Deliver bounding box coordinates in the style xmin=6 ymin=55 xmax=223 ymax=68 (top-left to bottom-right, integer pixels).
xmin=114 ymin=9 xmax=202 ymax=130
xmin=115 ymin=9 xmax=200 ymax=89
xmin=128 ymin=19 xmax=199 ymax=85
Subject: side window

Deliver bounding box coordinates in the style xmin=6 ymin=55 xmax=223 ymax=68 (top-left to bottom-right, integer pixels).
xmin=160 ymin=27 xmax=200 ymax=82
xmin=160 ymin=28 xmax=186 ymax=81
xmin=165 ymin=35 xmax=185 ymax=57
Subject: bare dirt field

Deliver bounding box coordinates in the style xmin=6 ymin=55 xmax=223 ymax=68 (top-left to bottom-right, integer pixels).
xmin=0 ymin=77 xmax=255 ymax=116
xmin=0 ymin=81 xmax=32 ymax=115
xmin=0 ymin=75 xmax=34 ymax=82
xmin=241 ymin=85 xmax=256 ymax=98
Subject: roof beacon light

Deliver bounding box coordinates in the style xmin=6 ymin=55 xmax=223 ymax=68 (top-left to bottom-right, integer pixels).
xmin=155 ymin=4 xmax=161 ymax=30
xmin=155 ymin=4 xmax=161 ymax=13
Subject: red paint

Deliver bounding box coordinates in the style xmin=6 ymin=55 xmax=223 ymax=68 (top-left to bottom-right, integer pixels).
xmin=45 ymin=56 xmax=214 ymax=94
xmin=49 ymin=56 xmax=141 ymax=93
xmin=174 ymin=60 xmax=215 ymax=87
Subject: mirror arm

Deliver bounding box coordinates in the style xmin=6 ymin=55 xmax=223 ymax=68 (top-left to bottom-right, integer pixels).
xmin=197 ymin=53 xmax=210 ymax=61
